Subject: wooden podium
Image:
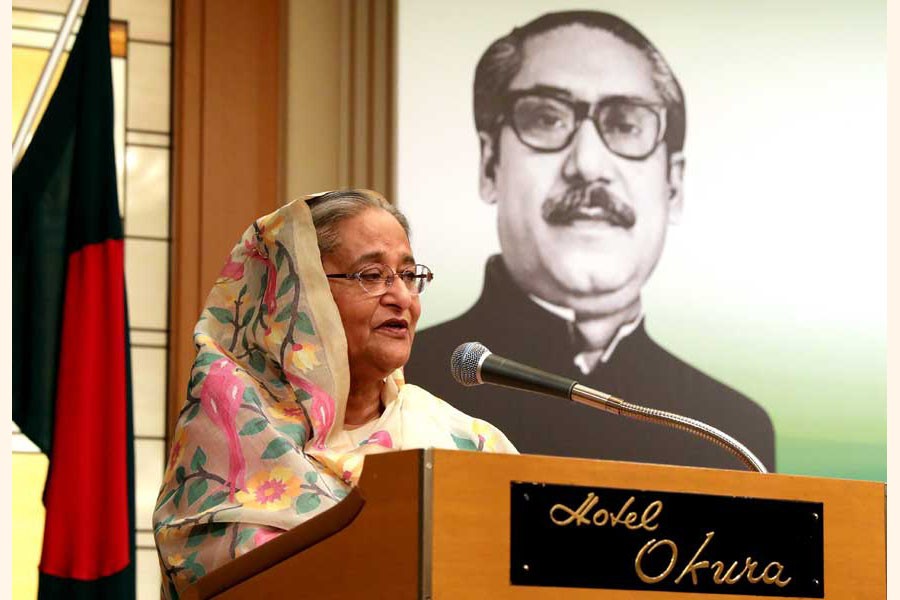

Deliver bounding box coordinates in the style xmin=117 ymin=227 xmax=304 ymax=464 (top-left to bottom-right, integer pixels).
xmin=185 ymin=449 xmax=885 ymax=599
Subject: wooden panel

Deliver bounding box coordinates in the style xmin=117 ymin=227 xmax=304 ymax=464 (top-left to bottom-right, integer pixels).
xmin=212 ymin=450 xmax=422 ymax=599
xmin=168 ymin=0 xmax=283 ymax=439
xmin=282 ymin=0 xmax=396 ymax=202
xmin=169 ymin=0 xmax=398 ymax=441
xmin=283 ymin=0 xmax=343 ymax=196
xmin=429 ymin=451 xmax=885 ymax=599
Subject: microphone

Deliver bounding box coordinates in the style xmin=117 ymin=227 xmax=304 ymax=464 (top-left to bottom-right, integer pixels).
xmin=450 ymin=341 xmax=576 ymax=400
xmin=449 ymin=341 xmax=768 ymax=473
xmin=450 ymin=341 xmax=625 ymax=415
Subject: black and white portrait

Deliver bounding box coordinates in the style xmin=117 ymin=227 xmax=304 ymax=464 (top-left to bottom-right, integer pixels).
xmin=404 ymin=11 xmax=774 ymax=470
xmin=398 ymin=3 xmax=885 ymax=479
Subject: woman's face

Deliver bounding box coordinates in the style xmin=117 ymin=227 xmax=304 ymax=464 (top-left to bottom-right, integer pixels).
xmin=321 ymin=208 xmax=421 ymax=384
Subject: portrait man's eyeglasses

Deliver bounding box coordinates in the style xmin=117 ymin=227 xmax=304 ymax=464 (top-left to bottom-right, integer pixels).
xmin=326 ymin=264 xmax=434 ymax=296
xmin=503 ymin=92 xmax=667 ymax=160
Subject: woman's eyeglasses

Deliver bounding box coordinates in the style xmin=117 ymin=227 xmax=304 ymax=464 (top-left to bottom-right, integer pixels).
xmin=326 ymin=264 xmax=434 ymax=296
xmin=503 ymin=91 xmax=667 ymax=160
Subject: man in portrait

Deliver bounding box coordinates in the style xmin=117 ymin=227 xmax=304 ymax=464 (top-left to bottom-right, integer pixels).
xmin=406 ymin=10 xmax=775 ymax=471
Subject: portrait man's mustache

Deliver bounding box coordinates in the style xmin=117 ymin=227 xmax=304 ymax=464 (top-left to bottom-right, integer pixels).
xmin=542 ymin=181 xmax=637 ymax=229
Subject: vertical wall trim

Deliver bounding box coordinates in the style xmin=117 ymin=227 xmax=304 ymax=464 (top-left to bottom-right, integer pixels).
xmin=347 ymin=1 xmax=356 ymax=185
xmin=387 ymin=0 xmax=396 ymax=200
xmin=337 ymin=0 xmax=351 ymax=186
xmin=168 ymin=0 xmax=283 ymax=442
xmin=366 ymin=0 xmax=376 ymax=187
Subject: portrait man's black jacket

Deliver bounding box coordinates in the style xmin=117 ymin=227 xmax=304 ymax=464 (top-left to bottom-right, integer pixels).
xmin=406 ymin=255 xmax=776 ymax=471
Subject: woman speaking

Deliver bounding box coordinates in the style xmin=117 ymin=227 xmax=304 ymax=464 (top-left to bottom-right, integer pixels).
xmin=153 ymin=190 xmax=516 ymax=597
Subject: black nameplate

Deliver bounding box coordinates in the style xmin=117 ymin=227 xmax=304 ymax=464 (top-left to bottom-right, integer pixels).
xmin=510 ymin=482 xmax=823 ymax=597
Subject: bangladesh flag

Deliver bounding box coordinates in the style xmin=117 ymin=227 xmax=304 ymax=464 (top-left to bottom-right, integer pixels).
xmin=12 ymin=0 xmax=136 ymax=597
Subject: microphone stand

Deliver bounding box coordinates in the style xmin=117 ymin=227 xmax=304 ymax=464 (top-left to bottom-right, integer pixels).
xmin=571 ymin=384 xmax=768 ymax=473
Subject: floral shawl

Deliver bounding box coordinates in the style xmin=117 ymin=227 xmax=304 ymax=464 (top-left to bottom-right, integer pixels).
xmin=153 ymin=195 xmax=517 ymax=598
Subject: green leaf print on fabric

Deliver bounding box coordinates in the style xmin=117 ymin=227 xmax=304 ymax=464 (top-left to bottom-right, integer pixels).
xmin=183 ymin=552 xmax=206 ymax=580
xmin=248 ymin=350 xmax=266 ymax=373
xmin=261 ymin=437 xmax=294 ymax=459
xmin=189 ymin=371 xmax=206 ymax=390
xmin=275 ymin=424 xmax=306 ymax=446
xmin=187 ymin=479 xmax=208 ymax=506
xmin=155 ymin=488 xmax=177 ymax=510
xmin=207 ymin=307 xmax=234 ymax=324
xmin=197 ymin=490 xmax=229 ymax=513
xmin=242 ymin=387 xmax=262 ymax=408
xmin=295 ymin=492 xmax=321 ymax=514
xmin=184 ymin=403 xmax=201 ymax=424
xmin=295 ymin=312 xmax=315 ymax=335
xmin=274 ymin=305 xmax=292 ymax=323
xmin=239 ymin=418 xmax=267 ymax=436
xmin=451 ymin=434 xmax=478 ymax=451
xmin=195 ymin=353 xmax=221 ymax=367
xmin=185 ymin=527 xmax=207 ymax=548
xmin=303 ymin=470 xmax=318 ymax=485
xmin=277 ymin=274 xmax=296 ymax=298
xmin=190 ymin=447 xmax=207 ymax=470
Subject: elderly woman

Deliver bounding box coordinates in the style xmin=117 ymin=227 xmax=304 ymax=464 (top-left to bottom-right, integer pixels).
xmin=153 ymin=190 xmax=516 ymax=598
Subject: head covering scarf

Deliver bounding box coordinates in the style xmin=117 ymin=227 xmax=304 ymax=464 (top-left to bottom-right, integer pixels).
xmin=153 ymin=194 xmax=516 ymax=598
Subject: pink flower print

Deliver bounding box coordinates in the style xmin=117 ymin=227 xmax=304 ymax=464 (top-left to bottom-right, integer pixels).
xmin=269 ymin=402 xmax=308 ymax=424
xmin=362 ymin=430 xmax=393 ymax=449
xmin=219 ymin=257 xmax=245 ymax=281
xmin=472 ymin=420 xmax=496 ymax=452
xmin=248 ymin=252 xmax=278 ymax=332
xmin=252 ymin=526 xmax=284 ymax=548
xmin=286 ymin=373 xmax=335 ymax=450
xmin=244 ymin=231 xmax=280 ymax=334
xmin=308 ymin=389 xmax=335 ymax=450
xmin=201 ymin=359 xmax=249 ymax=500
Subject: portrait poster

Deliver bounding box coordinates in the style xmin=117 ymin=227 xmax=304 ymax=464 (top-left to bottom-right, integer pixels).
xmin=396 ymin=0 xmax=885 ymax=480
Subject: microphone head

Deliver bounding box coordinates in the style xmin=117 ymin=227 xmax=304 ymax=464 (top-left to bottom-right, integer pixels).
xmin=450 ymin=342 xmax=490 ymax=386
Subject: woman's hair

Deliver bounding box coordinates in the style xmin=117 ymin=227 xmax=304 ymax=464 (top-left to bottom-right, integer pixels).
xmin=307 ymin=189 xmax=411 ymax=255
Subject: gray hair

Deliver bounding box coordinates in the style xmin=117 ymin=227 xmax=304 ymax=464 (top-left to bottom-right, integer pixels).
xmin=473 ymin=11 xmax=686 ymax=178
xmin=308 ymin=189 xmax=411 ymax=255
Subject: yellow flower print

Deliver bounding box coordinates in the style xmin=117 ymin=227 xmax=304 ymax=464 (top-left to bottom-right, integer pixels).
xmin=472 ymin=420 xmax=498 ymax=452
xmin=155 ymin=524 xmax=182 ymax=544
xmin=168 ymin=553 xmax=186 ymax=568
xmin=289 ymin=342 xmax=320 ymax=373
xmin=193 ymin=332 xmax=232 ymax=360
xmin=258 ymin=214 xmax=285 ymax=244
xmin=235 ymin=467 xmax=302 ymax=511
xmin=338 ymin=453 xmax=364 ymax=484
xmin=262 ymin=321 xmax=288 ymax=357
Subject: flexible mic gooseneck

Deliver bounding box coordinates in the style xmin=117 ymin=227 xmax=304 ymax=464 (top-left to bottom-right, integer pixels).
xmin=449 ymin=341 xmax=767 ymax=474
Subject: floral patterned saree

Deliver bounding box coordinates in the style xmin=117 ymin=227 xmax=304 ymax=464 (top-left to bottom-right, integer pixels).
xmin=153 ymin=195 xmax=516 ymax=598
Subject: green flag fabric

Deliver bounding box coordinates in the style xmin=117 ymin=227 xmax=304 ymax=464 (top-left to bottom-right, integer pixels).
xmin=12 ymin=0 xmax=136 ymax=597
